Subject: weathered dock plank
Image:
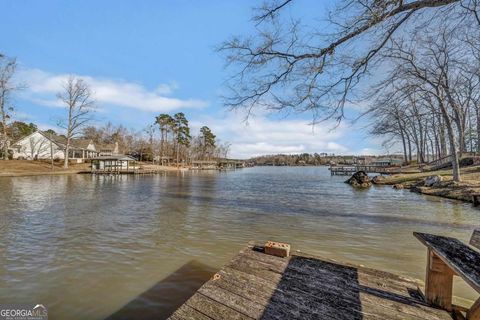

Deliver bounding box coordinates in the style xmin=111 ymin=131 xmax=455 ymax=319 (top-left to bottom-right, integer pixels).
xmin=168 ymin=245 xmax=453 ymax=320
xmin=231 ymin=250 xmax=447 ymax=320
xmin=172 ymin=304 xmax=212 ymax=320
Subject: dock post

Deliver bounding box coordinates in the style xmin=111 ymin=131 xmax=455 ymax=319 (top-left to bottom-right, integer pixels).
xmin=424 ymin=249 xmax=453 ymax=311
xmin=472 ymin=193 xmax=480 ymax=207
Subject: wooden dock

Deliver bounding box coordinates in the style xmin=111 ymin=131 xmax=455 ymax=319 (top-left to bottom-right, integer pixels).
xmin=92 ymin=168 xmax=162 ymax=175
xmin=330 ymin=166 xmax=357 ymax=176
xmin=330 ymin=165 xmax=391 ymax=175
xmin=168 ymin=244 xmax=453 ymax=320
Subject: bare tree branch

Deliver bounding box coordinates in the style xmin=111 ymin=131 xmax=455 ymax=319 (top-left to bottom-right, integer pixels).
xmin=220 ymin=0 xmax=470 ymax=123
xmin=57 ymin=76 xmax=95 ymax=168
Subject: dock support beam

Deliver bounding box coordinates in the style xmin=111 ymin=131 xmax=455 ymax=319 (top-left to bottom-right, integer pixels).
xmin=425 ymin=249 xmax=453 ymax=311
xmin=467 ymin=297 xmax=480 ymax=320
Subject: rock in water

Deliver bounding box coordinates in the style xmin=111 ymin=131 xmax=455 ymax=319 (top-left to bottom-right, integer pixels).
xmin=424 ymin=175 xmax=443 ymax=187
xmin=371 ymin=175 xmax=385 ymax=184
xmin=393 ymin=184 xmax=404 ymax=190
xmin=345 ymin=171 xmax=372 ymax=188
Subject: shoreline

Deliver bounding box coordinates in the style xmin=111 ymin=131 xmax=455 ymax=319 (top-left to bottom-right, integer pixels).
xmin=0 ymin=167 xmax=183 ymax=178
xmin=0 ymin=170 xmax=88 ymax=178
xmin=373 ymin=165 xmax=480 ymax=204
xmin=2 ymin=163 xmax=479 ymax=206
xmin=0 ymin=160 xmax=183 ymax=178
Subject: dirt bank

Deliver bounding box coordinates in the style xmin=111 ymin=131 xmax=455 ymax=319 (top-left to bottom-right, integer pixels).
xmin=374 ymin=165 xmax=480 ymax=203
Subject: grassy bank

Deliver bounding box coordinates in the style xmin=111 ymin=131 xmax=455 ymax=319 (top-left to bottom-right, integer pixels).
xmin=375 ymin=165 xmax=480 ymax=203
xmin=0 ymin=160 xmax=181 ymax=177
xmin=0 ymin=160 xmax=91 ymax=177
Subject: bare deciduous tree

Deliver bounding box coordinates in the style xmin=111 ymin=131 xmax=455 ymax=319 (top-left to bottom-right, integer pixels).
xmin=220 ymin=0 xmax=474 ymax=122
xmin=0 ymin=56 xmax=18 ymax=160
xmin=57 ymin=76 xmax=95 ymax=168
xmin=368 ymin=26 xmax=480 ymax=181
xmin=28 ymin=136 xmax=49 ymax=160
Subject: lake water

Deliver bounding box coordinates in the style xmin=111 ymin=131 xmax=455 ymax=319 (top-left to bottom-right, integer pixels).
xmin=0 ymin=166 xmax=479 ymax=319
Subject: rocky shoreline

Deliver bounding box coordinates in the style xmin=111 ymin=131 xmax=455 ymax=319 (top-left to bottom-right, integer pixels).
xmin=355 ymin=166 xmax=480 ymax=204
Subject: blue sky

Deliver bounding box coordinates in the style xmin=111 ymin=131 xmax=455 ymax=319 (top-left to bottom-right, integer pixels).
xmin=1 ymin=0 xmax=383 ymax=158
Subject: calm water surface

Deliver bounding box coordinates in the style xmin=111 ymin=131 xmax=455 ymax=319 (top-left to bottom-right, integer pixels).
xmin=0 ymin=166 xmax=479 ymax=319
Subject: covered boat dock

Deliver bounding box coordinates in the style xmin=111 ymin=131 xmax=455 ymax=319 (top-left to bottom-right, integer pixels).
xmin=91 ymin=155 xmax=138 ymax=174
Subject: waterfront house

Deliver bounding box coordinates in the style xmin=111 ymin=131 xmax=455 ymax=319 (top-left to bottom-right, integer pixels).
xmin=69 ymin=139 xmax=99 ymax=160
xmin=97 ymin=142 xmax=120 ymax=156
xmin=10 ymin=130 xmax=100 ymax=162
xmin=354 ymin=156 xmax=367 ymax=165
xmin=372 ymin=158 xmax=403 ymax=167
xmin=191 ymin=160 xmax=218 ymax=170
xmin=11 ymin=131 xmax=66 ymax=160
xmin=153 ymin=155 xmax=172 ymax=165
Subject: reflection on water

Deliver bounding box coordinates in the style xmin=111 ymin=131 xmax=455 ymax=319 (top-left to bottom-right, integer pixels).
xmin=105 ymin=260 xmax=216 ymax=320
xmin=0 ymin=167 xmax=479 ymax=319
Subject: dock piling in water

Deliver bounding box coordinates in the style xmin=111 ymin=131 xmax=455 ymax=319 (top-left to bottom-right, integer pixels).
xmin=472 ymin=193 xmax=480 ymax=207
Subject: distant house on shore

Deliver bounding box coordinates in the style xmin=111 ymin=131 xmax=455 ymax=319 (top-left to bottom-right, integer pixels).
xmin=97 ymin=142 xmax=120 ymax=156
xmin=372 ymin=158 xmax=403 ymax=167
xmin=152 ymin=155 xmax=172 ymax=165
xmin=10 ymin=131 xmax=101 ymax=162
xmin=191 ymin=160 xmax=218 ymax=170
xmin=69 ymin=139 xmax=98 ymax=159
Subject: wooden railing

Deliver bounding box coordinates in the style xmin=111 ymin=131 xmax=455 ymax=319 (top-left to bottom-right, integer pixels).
xmin=92 ymin=168 xmax=140 ymax=174
xmin=329 ymin=165 xmax=390 ymax=175
xmin=424 ymin=152 xmax=480 ymax=171
xmin=425 ymin=155 xmax=454 ymax=171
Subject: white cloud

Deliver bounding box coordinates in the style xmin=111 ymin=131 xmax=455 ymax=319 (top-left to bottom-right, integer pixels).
xmin=13 ymin=68 xmax=381 ymax=158
xmin=17 ymin=69 xmax=208 ymax=112
xmin=190 ymin=112 xmax=350 ymax=159
xmin=155 ymin=82 xmax=179 ymax=95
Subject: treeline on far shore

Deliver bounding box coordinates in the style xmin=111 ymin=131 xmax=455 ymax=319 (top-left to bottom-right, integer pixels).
xmin=249 ymin=153 xmax=401 ymax=166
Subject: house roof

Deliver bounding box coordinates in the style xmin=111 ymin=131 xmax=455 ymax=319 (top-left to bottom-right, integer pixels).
xmin=11 ymin=131 xmax=99 ymax=152
xmin=46 ymin=135 xmax=95 ymax=151
xmin=96 ymin=142 xmax=118 ymax=152
xmin=11 ymin=130 xmax=65 ymax=148
xmin=10 ymin=130 xmax=121 ymax=154
xmin=70 ymin=138 xmax=94 ymax=149
xmin=91 ymin=155 xmax=135 ymax=161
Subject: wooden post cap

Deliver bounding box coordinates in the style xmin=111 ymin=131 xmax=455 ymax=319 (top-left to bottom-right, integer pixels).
xmin=264 ymin=241 xmax=290 ymax=258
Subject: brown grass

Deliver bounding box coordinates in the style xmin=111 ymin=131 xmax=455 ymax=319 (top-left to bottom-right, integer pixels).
xmin=0 ymin=160 xmax=183 ymax=177
xmin=0 ymin=160 xmax=90 ymax=177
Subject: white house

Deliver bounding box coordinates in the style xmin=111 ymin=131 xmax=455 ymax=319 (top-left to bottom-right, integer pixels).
xmin=68 ymin=138 xmax=99 ymax=160
xmin=11 ymin=131 xmax=65 ymax=160
xmin=97 ymin=141 xmax=120 ymax=156
xmin=10 ymin=131 xmax=100 ymax=161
